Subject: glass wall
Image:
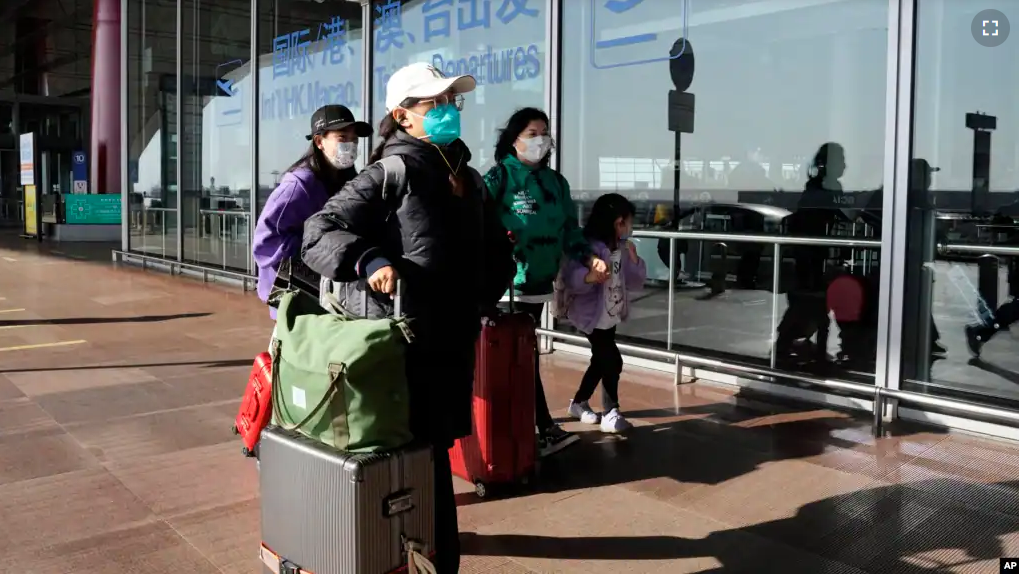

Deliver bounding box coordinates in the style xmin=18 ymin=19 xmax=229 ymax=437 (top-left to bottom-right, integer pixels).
xmin=369 ymin=0 xmax=547 ymax=172
xmin=902 ymin=0 xmax=1019 ymax=406
xmin=126 ymin=0 xmax=179 ymax=259
xmin=181 ymin=0 xmax=254 ymax=271
xmin=118 ymin=0 xmax=1019 ymax=434
xmin=257 ymin=0 xmax=364 ymax=217
xmin=557 ymin=0 xmax=889 ymax=382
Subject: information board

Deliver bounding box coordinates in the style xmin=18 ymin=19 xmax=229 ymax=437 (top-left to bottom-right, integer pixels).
xmin=64 ymin=194 xmax=122 ymax=225
xmin=71 ymin=151 xmax=87 ymax=194
xmin=23 ymin=185 xmax=37 ymax=236
xmin=19 ymin=133 xmax=34 ymax=186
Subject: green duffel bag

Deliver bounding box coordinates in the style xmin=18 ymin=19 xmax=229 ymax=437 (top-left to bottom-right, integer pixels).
xmin=270 ymin=286 xmax=414 ymax=453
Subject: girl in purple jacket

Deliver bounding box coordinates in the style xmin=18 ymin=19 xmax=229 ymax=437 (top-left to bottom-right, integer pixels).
xmin=252 ymin=105 xmax=371 ymax=321
xmin=561 ymin=193 xmax=647 ymax=433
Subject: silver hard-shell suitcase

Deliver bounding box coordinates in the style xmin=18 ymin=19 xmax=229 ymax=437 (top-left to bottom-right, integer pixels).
xmin=258 ymin=426 xmax=436 ymax=574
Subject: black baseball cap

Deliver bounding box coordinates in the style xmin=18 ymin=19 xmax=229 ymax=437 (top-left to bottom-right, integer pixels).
xmin=306 ymin=105 xmax=372 ymax=140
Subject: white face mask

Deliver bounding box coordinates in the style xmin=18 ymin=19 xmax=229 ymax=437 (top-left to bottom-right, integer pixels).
xmin=328 ymin=141 xmax=358 ymax=169
xmin=517 ymin=136 xmax=552 ymax=163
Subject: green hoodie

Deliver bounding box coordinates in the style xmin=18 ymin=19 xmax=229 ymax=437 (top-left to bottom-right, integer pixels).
xmin=483 ymin=155 xmax=591 ymax=296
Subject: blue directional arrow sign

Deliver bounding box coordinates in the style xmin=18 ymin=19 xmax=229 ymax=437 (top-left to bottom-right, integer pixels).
xmin=217 ymin=77 xmax=238 ymax=96
xmin=590 ymin=0 xmax=689 ymax=70
xmin=215 ymin=59 xmax=244 ymax=127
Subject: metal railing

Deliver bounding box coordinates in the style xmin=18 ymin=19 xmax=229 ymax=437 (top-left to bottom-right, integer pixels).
xmin=131 ymin=206 xmax=177 ymax=260
xmin=537 ymin=327 xmax=1019 ymax=435
xmin=112 ymin=249 xmax=257 ymax=291
xmin=641 ymin=230 xmax=879 ymax=367
xmin=542 ymin=228 xmax=1019 ymax=435
xmin=113 ymin=217 xmax=1019 ymax=434
xmin=940 ymin=243 xmax=1019 ymax=257
xmin=198 ymin=209 xmax=251 ymax=271
xmin=0 ymin=198 xmax=24 ymax=222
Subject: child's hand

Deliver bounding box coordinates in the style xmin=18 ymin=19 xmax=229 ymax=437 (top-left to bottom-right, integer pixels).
xmin=585 ymin=268 xmax=609 ymax=284
xmin=625 ymin=241 xmax=639 ymax=263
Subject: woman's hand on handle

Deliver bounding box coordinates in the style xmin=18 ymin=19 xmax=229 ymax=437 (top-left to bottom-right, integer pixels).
xmin=368 ymin=265 xmax=399 ymax=295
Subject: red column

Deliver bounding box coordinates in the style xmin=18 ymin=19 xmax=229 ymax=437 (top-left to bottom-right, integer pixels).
xmin=90 ymin=0 xmax=121 ymax=195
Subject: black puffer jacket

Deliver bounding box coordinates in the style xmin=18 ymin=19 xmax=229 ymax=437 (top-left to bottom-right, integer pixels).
xmin=302 ymin=130 xmax=514 ymax=447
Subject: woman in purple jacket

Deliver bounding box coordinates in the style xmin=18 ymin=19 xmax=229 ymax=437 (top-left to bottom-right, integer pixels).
xmin=561 ymin=193 xmax=647 ymax=433
xmin=252 ymin=105 xmax=371 ymax=320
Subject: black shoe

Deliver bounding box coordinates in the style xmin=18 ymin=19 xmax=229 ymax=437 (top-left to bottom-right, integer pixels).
xmin=965 ymin=325 xmax=985 ymax=358
xmin=931 ymin=341 xmax=947 ymax=359
xmin=538 ymin=424 xmax=579 ymax=458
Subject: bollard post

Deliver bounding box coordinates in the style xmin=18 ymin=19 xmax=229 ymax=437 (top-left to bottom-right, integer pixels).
xmin=221 ymin=214 xmax=228 ymax=269
xmin=667 ymin=237 xmax=675 ymax=349
xmin=770 ymin=243 xmax=781 ymax=368
xmin=977 ymin=254 xmax=1000 ymax=321
xmin=703 ymin=242 xmax=728 ymax=298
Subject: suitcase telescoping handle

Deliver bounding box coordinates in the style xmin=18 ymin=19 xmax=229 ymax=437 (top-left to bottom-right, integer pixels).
xmin=361 ymin=278 xmax=404 ymax=318
xmin=506 ymin=231 xmax=517 ymax=313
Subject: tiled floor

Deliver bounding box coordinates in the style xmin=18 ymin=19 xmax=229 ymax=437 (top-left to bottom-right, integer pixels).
xmin=1 ymin=235 xmax=1019 ymax=573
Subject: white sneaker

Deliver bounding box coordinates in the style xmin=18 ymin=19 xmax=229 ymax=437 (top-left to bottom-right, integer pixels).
xmin=600 ymin=408 xmax=632 ymax=434
xmin=568 ymin=400 xmax=601 ymax=424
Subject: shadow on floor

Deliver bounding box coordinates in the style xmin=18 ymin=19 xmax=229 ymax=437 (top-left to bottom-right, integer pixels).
xmin=461 ymin=390 xmax=938 ymax=509
xmin=969 ymin=357 xmax=1019 ymax=386
xmin=461 ymin=478 xmax=1019 ymax=572
xmin=0 ymin=358 xmax=253 ymax=374
xmin=0 ymin=312 xmax=212 ymax=327
xmin=0 ymin=229 xmax=118 ymax=263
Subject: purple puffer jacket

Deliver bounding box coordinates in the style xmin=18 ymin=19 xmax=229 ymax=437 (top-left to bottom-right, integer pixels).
xmin=252 ymin=167 xmax=335 ymax=319
xmin=562 ymin=239 xmax=647 ymax=334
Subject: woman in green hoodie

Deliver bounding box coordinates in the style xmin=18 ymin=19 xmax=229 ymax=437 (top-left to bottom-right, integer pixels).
xmin=485 ymin=107 xmax=609 ymax=457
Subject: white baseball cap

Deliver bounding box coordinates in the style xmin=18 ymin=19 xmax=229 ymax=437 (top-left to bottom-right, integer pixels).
xmin=384 ymin=62 xmax=477 ymax=113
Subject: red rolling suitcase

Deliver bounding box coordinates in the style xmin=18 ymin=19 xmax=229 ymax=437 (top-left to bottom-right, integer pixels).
xmin=232 ymin=351 xmax=274 ymax=457
xmin=827 ymin=273 xmax=866 ymax=323
xmin=449 ymin=299 xmax=538 ymax=498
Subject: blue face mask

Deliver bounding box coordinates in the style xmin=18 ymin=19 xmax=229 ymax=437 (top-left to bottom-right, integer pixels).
xmin=618 ymin=223 xmax=632 ymax=241
xmin=420 ymin=103 xmax=461 ymax=146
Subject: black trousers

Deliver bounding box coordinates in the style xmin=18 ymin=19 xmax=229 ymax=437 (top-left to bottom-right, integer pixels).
xmin=974 ymin=298 xmax=1019 ymax=341
xmin=573 ymin=327 xmax=622 ymax=411
xmin=432 ymin=445 xmax=459 ymax=573
xmin=775 ymin=291 xmax=829 ymax=357
xmin=508 ymin=301 xmax=555 ymax=431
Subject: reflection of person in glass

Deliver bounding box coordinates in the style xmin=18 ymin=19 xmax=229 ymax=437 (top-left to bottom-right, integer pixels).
xmin=484 ymin=107 xmax=609 ymax=458
xmin=862 ymin=159 xmax=947 ymax=360
xmin=774 ymin=142 xmax=847 ymax=366
xmin=727 ymin=147 xmax=776 ymax=289
xmin=252 ymin=104 xmax=372 ymax=323
xmin=301 ymin=63 xmax=515 ymax=575
xmin=966 ymin=198 xmax=1019 ymax=357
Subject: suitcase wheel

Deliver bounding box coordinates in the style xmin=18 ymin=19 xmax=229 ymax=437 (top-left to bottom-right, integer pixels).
xmin=474 ymin=481 xmax=487 ymax=498
xmin=230 ymin=425 xmax=238 ymax=435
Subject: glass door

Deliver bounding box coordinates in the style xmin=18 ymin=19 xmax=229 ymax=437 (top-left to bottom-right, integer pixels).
xmin=181 ymin=0 xmax=254 ymax=271
xmin=902 ymin=0 xmax=1019 ymax=409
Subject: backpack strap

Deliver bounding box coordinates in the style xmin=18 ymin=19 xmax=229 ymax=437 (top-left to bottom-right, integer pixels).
xmin=467 ymin=166 xmax=485 ymax=197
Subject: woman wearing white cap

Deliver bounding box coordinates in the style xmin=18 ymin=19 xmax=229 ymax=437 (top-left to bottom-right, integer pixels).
xmin=302 ymin=62 xmax=514 ymax=574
